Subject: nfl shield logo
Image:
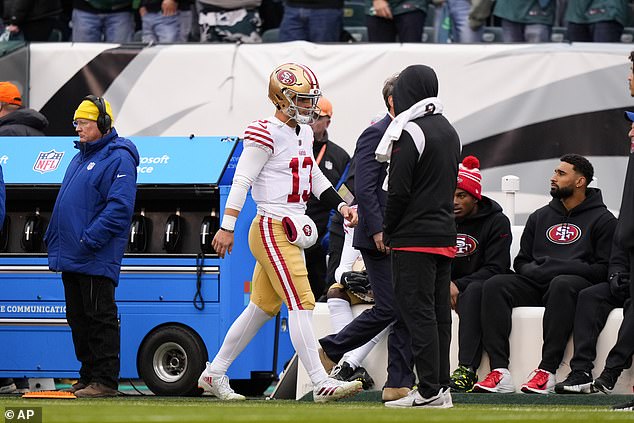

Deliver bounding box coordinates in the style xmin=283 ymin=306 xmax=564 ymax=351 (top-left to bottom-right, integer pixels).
xmin=33 ymin=150 xmax=64 ymax=174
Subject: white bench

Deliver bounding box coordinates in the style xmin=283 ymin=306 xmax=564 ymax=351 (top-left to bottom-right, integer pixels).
xmin=295 ymin=225 xmax=633 ymax=398
xmin=295 ymin=304 xmax=632 ymax=399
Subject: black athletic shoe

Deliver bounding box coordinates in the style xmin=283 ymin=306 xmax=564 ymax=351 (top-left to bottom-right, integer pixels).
xmin=347 ymin=366 xmax=374 ymax=390
xmin=592 ymin=368 xmax=621 ymax=394
xmin=330 ymin=361 xmax=355 ymax=381
xmin=554 ymin=370 xmax=593 ymax=394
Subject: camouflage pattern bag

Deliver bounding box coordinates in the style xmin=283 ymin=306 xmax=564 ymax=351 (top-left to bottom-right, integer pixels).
xmin=199 ymin=8 xmax=262 ymax=43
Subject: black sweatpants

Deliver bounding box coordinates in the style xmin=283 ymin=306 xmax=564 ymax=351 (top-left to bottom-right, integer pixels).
xmin=482 ymin=273 xmax=592 ymax=373
xmin=305 ymin=242 xmax=327 ymax=299
xmin=602 ymin=249 xmax=634 ymax=371
xmin=391 ymin=250 xmax=451 ymax=398
xmin=456 ymin=280 xmax=484 ymax=370
xmin=604 ymin=298 xmax=634 ymax=371
xmin=570 ymin=283 xmax=625 ymax=373
xmin=320 ymin=248 xmax=414 ymax=389
xmin=62 ymin=272 xmax=120 ymax=390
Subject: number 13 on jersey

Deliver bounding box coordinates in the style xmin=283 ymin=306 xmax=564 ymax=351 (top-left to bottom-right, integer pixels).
xmin=287 ymin=156 xmax=313 ymax=203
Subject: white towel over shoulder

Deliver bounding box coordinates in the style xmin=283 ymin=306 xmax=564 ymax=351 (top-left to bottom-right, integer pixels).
xmin=375 ymin=97 xmax=444 ymax=163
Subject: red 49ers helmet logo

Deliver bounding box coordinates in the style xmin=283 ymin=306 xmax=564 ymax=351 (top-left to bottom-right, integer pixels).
xmin=302 ymin=224 xmax=312 ymax=237
xmin=546 ymin=223 xmax=581 ymax=244
xmin=277 ymin=70 xmax=297 ymax=86
xmin=456 ymin=233 xmax=478 ymax=257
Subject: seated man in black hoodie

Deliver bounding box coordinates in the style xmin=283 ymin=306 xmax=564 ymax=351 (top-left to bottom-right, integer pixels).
xmin=473 ymin=154 xmax=617 ymax=394
xmin=448 ymin=156 xmax=512 ymax=392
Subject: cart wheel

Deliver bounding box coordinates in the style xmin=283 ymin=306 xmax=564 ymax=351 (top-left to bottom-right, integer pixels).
xmin=138 ymin=325 xmax=206 ymax=396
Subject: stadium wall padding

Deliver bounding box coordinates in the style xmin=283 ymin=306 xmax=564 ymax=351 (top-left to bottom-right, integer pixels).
xmin=22 ymin=42 xmax=634 ymax=221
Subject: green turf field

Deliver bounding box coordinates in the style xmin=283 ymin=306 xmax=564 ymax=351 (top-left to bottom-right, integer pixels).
xmin=1 ymin=397 xmax=634 ymax=423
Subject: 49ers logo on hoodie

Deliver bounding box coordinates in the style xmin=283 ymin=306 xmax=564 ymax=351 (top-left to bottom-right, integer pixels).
xmin=456 ymin=233 xmax=478 ymax=257
xmin=546 ymin=223 xmax=582 ymax=245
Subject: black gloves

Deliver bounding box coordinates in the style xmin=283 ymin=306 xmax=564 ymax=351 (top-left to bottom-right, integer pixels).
xmin=341 ymin=270 xmax=370 ymax=294
xmin=609 ymin=272 xmax=631 ymax=301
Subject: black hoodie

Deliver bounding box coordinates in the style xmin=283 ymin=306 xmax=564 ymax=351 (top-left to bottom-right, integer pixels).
xmin=514 ymin=188 xmax=617 ymax=285
xmin=0 ymin=108 xmax=48 ymax=136
xmin=384 ymin=64 xmax=461 ymax=248
xmin=614 ymin=146 xmax=634 ymax=250
xmin=452 ymin=196 xmax=512 ymax=291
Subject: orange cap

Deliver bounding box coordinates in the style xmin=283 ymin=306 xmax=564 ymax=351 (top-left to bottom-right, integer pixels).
xmin=0 ymin=82 xmax=22 ymax=106
xmin=317 ymin=96 xmax=332 ymax=117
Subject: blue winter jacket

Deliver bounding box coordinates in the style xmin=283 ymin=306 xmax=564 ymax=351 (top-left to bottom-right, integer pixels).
xmin=45 ymin=129 xmax=139 ymax=285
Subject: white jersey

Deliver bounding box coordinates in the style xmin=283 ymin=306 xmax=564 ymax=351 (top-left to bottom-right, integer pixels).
xmin=242 ymin=116 xmax=331 ymax=220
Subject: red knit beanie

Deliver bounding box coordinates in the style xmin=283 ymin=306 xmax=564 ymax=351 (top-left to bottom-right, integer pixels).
xmin=457 ymin=156 xmax=482 ymax=200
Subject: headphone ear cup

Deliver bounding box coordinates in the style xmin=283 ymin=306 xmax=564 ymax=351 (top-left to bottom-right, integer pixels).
xmin=97 ymin=114 xmax=105 ymax=135
xmin=82 ymin=95 xmax=109 ymax=134
xmin=102 ymin=113 xmax=111 ymax=132
xmin=95 ymin=98 xmax=107 ymax=134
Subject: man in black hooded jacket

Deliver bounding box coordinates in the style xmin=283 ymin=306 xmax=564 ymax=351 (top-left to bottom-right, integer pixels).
xmin=473 ymin=154 xmax=617 ymax=394
xmin=380 ymin=64 xmax=461 ymax=408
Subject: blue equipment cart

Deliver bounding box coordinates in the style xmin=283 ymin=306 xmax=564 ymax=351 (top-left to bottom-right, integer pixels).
xmin=0 ymin=136 xmax=293 ymax=396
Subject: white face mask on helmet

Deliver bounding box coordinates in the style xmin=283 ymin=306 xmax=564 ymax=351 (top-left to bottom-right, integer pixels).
xmin=268 ymin=63 xmax=321 ymax=124
xmin=284 ymin=90 xmax=321 ymax=124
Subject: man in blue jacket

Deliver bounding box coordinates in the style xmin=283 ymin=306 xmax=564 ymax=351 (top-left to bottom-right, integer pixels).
xmin=45 ymin=96 xmax=139 ymax=398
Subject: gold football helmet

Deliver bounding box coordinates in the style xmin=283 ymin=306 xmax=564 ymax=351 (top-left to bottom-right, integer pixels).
xmin=268 ymin=63 xmax=321 ymax=124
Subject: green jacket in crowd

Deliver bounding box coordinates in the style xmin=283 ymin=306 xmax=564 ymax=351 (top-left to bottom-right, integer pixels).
xmin=493 ymin=0 xmax=556 ymax=26
xmin=565 ymin=0 xmax=628 ymax=26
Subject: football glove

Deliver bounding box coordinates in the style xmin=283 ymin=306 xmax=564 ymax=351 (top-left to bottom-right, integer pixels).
xmin=341 ymin=270 xmax=370 ymax=294
xmin=609 ymin=272 xmax=630 ymax=301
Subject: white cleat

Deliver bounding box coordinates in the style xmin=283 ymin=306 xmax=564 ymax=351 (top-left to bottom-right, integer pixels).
xmin=198 ymin=366 xmax=245 ymax=401
xmin=313 ymin=378 xmax=363 ymax=403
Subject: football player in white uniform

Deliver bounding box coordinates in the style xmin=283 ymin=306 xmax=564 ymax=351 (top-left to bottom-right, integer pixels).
xmin=198 ymin=63 xmax=362 ymax=402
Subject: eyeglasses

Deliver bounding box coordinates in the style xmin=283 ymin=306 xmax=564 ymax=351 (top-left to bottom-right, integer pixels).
xmin=72 ymin=120 xmax=93 ymax=128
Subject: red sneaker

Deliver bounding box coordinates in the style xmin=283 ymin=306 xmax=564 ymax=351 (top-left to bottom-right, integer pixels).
xmin=472 ymin=368 xmax=515 ymax=393
xmin=521 ymin=369 xmax=555 ymax=394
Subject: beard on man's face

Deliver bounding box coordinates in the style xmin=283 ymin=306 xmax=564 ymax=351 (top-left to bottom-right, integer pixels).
xmin=550 ymin=185 xmax=574 ymax=199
